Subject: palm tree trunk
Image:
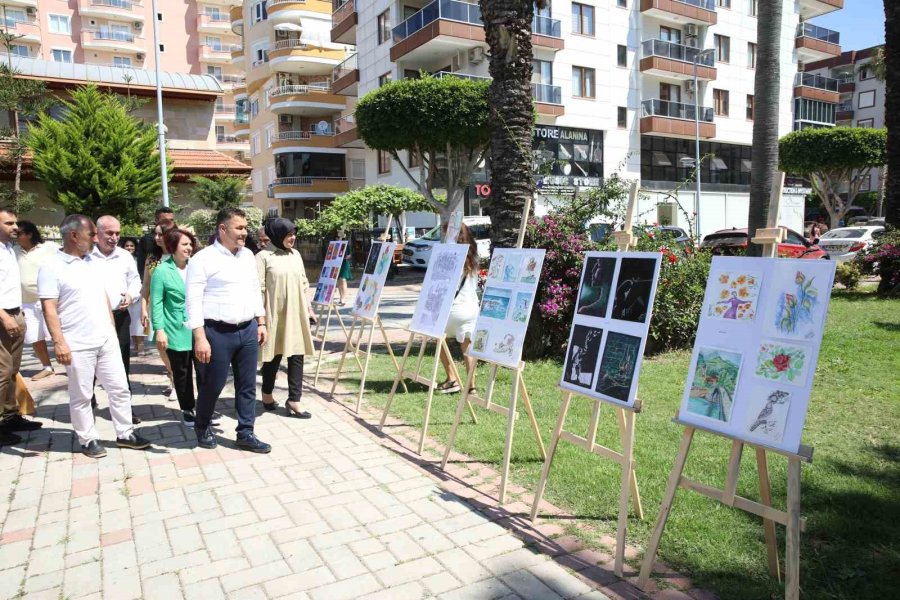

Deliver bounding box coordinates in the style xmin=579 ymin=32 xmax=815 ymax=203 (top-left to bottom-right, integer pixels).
xmin=747 ymin=0 xmax=782 ymax=256
xmin=481 ymin=0 xmax=537 ymax=249
xmin=885 ymin=0 xmax=900 ymax=228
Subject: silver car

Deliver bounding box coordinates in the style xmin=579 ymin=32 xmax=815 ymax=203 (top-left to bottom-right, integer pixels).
xmin=815 ymin=226 xmax=884 ymax=263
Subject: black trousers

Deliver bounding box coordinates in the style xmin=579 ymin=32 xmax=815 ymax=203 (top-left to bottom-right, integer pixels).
xmin=166 ymin=349 xmax=196 ymax=413
xmin=261 ymin=354 xmax=304 ymax=400
xmin=93 ymin=309 xmax=131 ymax=402
xmin=194 ymin=320 xmax=258 ymax=433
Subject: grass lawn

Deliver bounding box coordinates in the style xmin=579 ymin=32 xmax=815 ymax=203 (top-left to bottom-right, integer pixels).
xmin=326 ymin=291 xmax=899 ymax=600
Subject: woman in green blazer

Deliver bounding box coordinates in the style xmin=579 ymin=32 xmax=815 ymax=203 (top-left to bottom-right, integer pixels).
xmin=151 ymin=228 xmax=198 ymax=424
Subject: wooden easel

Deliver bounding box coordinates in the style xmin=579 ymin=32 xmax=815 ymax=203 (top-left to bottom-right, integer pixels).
xmin=311 ymin=296 xmax=359 ymax=386
xmin=638 ymin=173 xmax=811 ymax=600
xmin=528 ymin=181 xmax=645 ymax=577
xmin=328 ymin=313 xmax=408 ymax=411
xmin=378 ymin=330 xmax=478 ymax=455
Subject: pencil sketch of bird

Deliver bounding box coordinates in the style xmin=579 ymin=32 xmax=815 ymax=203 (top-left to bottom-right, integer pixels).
xmin=749 ymin=391 xmax=790 ymax=433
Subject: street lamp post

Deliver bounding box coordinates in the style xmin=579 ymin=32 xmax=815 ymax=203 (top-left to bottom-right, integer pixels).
xmin=691 ymin=48 xmax=716 ymax=241
xmin=151 ymin=0 xmax=169 ymax=207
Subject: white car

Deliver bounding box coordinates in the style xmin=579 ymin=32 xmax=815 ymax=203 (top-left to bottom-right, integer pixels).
xmin=815 ymin=226 xmax=884 ymax=263
xmin=402 ymin=217 xmax=492 ymax=268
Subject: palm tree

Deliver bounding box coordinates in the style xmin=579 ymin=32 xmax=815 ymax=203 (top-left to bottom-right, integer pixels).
xmin=480 ymin=1 xmax=547 ymax=248
xmin=746 ymin=0 xmax=782 ymax=256
xmin=884 ymin=1 xmax=899 ymax=227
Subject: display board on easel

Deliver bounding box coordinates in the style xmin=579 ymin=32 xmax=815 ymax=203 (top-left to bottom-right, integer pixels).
xmin=311 ymin=240 xmax=358 ymax=386
xmin=329 ymin=239 xmax=409 ymax=411
xmin=378 ymin=243 xmax=479 ymax=455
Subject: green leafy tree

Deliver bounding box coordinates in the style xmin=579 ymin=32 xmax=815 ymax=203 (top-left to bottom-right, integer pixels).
xmin=188 ymin=175 xmax=249 ymax=210
xmin=779 ymin=127 xmax=887 ymax=228
xmin=355 ymin=75 xmax=490 ymax=223
xmin=26 ymin=85 xmax=170 ymax=221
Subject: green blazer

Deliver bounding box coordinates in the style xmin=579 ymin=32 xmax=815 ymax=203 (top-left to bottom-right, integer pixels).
xmin=149 ymin=257 xmax=192 ymax=352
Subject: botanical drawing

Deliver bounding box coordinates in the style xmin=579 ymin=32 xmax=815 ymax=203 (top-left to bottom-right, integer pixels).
xmin=375 ymin=243 xmax=393 ymax=275
xmin=771 ymin=269 xmax=820 ymax=339
xmin=755 ymin=342 xmax=809 ymax=384
xmin=706 ymin=271 xmax=761 ymax=320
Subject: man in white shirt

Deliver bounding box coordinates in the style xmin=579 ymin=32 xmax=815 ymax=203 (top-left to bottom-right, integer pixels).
xmin=39 ymin=215 xmax=150 ymax=459
xmin=90 ymin=216 xmax=142 ymax=424
xmin=187 ymin=207 xmax=270 ymax=453
xmin=0 ymin=208 xmax=42 ymax=444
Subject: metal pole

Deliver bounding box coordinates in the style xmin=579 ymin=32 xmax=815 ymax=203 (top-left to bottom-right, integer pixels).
xmin=693 ymin=56 xmax=701 ymax=242
xmin=151 ymin=0 xmax=169 ymax=207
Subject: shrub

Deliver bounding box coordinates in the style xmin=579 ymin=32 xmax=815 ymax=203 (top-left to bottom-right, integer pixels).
xmin=856 ymin=227 xmax=900 ymax=295
xmin=834 ymin=262 xmax=861 ymax=290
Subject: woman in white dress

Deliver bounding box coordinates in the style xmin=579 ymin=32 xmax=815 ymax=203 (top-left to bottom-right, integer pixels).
xmin=119 ymin=237 xmax=145 ymax=354
xmin=437 ymin=223 xmax=479 ymax=394
xmin=16 ymin=222 xmax=58 ymax=380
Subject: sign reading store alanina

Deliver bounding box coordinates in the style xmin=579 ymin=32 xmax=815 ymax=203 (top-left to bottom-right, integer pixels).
xmin=533 ymin=125 xmax=604 ymax=198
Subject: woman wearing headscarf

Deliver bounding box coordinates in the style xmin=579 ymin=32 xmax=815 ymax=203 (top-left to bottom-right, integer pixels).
xmin=257 ymin=218 xmax=315 ymax=418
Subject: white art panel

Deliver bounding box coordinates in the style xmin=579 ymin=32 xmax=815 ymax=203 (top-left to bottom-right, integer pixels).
xmin=408 ymin=243 xmax=469 ymax=338
xmin=468 ymin=248 xmax=546 ymax=369
xmin=353 ymin=241 xmax=396 ymax=320
xmin=312 ymin=240 xmax=348 ymax=306
xmin=678 ymin=257 xmax=836 ymax=454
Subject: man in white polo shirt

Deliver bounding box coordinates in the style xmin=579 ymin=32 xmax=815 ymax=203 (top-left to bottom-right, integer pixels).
xmin=38 ymin=214 xmax=150 ymax=459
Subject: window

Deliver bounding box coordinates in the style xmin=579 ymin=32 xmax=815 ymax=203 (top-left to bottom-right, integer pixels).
xmin=660 ymin=82 xmax=681 ymax=103
xmin=572 ymin=66 xmax=595 ymax=98
xmin=641 ymin=136 xmax=752 ymax=185
xmin=714 ymin=89 xmax=730 ymax=116
xmin=9 ymin=45 xmax=29 ymax=58
xmin=252 ymin=170 xmax=262 ymax=194
xmin=51 ymin=49 xmax=72 ymax=63
xmin=159 ymin=44 xmax=166 ymax=52
xmin=252 ymin=1 xmax=267 ymax=24
xmin=113 ymin=56 xmax=131 ymax=67
xmin=714 ymin=34 xmax=730 ymax=63
xmin=859 ymin=65 xmax=873 ymax=80
xmin=660 ymin=26 xmax=681 ymax=44
xmin=157 ymin=12 xmax=163 ymax=21
xmin=749 ymin=0 xmax=758 ymax=16
xmin=746 ymin=95 xmax=754 ymax=120
xmin=857 ymin=118 xmax=875 ymax=128
xmin=378 ymin=72 xmax=392 ymax=87
xmin=215 ymin=125 xmax=226 ymax=139
xmin=716 ymin=0 xmax=730 ymax=7
xmin=377 ymin=10 xmax=391 ymax=44
xmin=48 ymin=14 xmax=71 ymax=34
xmin=571 ymin=3 xmax=594 ymax=36
xmin=617 ymin=107 xmax=627 ymax=129
xmin=377 ymin=150 xmax=391 ymax=174
xmin=617 ymin=45 xmax=627 ymax=67
xmin=205 ymin=35 xmax=222 ymax=50
xmin=617 ymin=0 xmax=627 ymax=7
xmin=250 ymin=133 xmax=260 ymax=156
xmin=206 ymin=66 xmax=223 ymax=81
xmin=747 ymin=43 xmax=756 ymax=69
xmin=408 ymin=149 xmax=422 ymax=168
xmin=532 ymin=59 xmax=553 ymax=85
xmin=5 ymin=8 xmax=25 ymax=23
xmin=858 ymin=90 xmax=876 ymax=109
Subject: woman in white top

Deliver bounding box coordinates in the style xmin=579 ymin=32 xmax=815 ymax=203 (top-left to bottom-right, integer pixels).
xmin=16 ymin=221 xmax=59 ymax=380
xmin=437 ymin=223 xmax=480 ymax=394
xmin=140 ymin=224 xmax=175 ymax=397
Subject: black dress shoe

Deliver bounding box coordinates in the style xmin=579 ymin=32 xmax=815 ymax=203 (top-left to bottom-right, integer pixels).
xmin=0 ymin=431 xmax=22 ymax=445
xmin=132 ymin=416 xmax=142 ymax=425
xmin=262 ymin=401 xmax=279 ymax=411
xmin=2 ymin=414 xmax=43 ymax=431
xmin=81 ymin=440 xmax=107 ymax=459
xmin=285 ymin=401 xmax=311 ymax=419
xmin=195 ymin=427 xmax=217 ymax=449
xmin=116 ymin=433 xmax=151 ymax=450
xmin=236 ymin=432 xmax=271 ymax=454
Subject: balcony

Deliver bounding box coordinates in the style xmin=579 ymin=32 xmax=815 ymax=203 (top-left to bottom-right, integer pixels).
xmin=640 ymin=99 xmax=715 ymax=139
xmin=269 ymin=177 xmax=350 ymax=198
xmin=200 ymin=44 xmax=240 ymax=64
xmin=796 ymin=23 xmax=840 ymax=62
xmin=391 ymin=0 xmax=485 ymax=62
xmin=268 ymin=39 xmax=345 ymax=75
xmin=532 ymin=15 xmax=563 ymax=51
xmin=331 ymin=53 xmax=359 ymax=95
xmin=268 ymin=84 xmax=346 ymax=115
xmin=221 ymin=74 xmax=245 ymax=89
xmin=81 ymin=30 xmax=145 ymax=54
xmin=798 ymin=0 xmax=843 ymax=19
xmin=232 ymin=47 xmax=244 ymax=67
xmin=433 ymin=71 xmax=490 ymax=82
xmin=331 ymin=0 xmax=357 ymax=45
xmin=1 ymin=17 xmax=40 ymax=43
xmin=835 ymin=102 xmax=854 ymax=122
xmin=197 ymin=13 xmax=231 ymax=33
xmin=837 ymin=76 xmax=855 ymax=94
xmin=233 ymin=113 xmax=250 ymax=137
xmin=640 ymin=39 xmax=716 ymax=81
xmin=79 ymin=0 xmax=143 ymax=21
xmin=640 ymin=0 xmax=717 ymax=27
xmin=272 ymin=130 xmax=341 ymax=151
xmin=0 ymin=0 xmax=37 ymax=7
xmin=334 ymin=113 xmax=363 ymax=148
xmin=268 ymin=0 xmax=333 ymax=25
xmin=532 ymin=83 xmax=564 ymax=117
xmin=231 ymin=5 xmax=243 ymax=35
xmin=794 ymin=72 xmax=839 ymax=103
xmin=214 ymin=104 xmax=236 ymax=121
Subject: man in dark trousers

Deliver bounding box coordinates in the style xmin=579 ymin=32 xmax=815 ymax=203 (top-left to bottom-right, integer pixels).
xmin=136 ymin=207 xmax=175 ymax=280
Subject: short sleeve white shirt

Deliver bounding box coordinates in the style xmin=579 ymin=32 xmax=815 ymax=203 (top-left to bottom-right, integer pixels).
xmin=186 ymin=241 xmax=266 ymax=329
xmin=37 ymin=250 xmax=115 ymax=351
xmin=0 ymin=242 xmax=23 ymax=310
xmin=89 ymin=245 xmax=141 ymax=308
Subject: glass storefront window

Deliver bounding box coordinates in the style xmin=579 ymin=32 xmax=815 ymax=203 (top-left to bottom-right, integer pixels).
xmin=640 ymin=135 xmax=753 ymax=185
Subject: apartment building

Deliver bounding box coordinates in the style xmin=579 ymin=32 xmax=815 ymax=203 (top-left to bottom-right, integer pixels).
xmin=236 ymin=0 xmax=843 ymax=236
xmin=0 ymin=0 xmax=249 ymax=158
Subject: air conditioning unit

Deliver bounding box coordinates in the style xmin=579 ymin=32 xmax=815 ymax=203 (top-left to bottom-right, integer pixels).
xmin=26 ymin=7 xmax=36 ymax=15
xmin=686 ymin=37 xmax=699 ymax=49
xmin=684 ymin=24 xmax=699 ymax=38
xmin=136 ymin=53 xmax=145 ymax=61
xmin=278 ymin=114 xmax=292 ymax=124
xmin=134 ymin=21 xmax=142 ymax=30
xmin=468 ymin=47 xmax=485 ymax=64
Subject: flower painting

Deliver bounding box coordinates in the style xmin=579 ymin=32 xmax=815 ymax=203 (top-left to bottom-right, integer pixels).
xmin=763 ymin=264 xmax=832 ymax=340
xmin=755 ymin=342 xmax=809 ymax=385
xmin=706 ymin=271 xmax=761 ymax=321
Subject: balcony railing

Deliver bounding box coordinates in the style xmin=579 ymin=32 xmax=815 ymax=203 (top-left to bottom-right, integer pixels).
xmin=333 ymin=0 xmax=355 ymax=20
xmin=269 ymin=83 xmax=332 ymax=98
xmin=215 ymin=104 xmax=236 ymax=113
xmin=234 ymin=113 xmax=250 ymax=124
xmin=271 ymin=176 xmax=348 ymax=187
xmin=199 ymin=13 xmax=230 ymax=27
xmin=2 ymin=17 xmax=34 ymax=29
xmin=91 ymin=29 xmax=137 ymax=42
xmin=221 ymin=74 xmax=245 ymax=85
xmin=796 ymin=22 xmax=839 ymax=45
xmin=332 ymin=53 xmax=357 ymax=80
xmin=531 ymin=83 xmax=562 ymax=104
xmin=532 ymin=15 xmax=561 ymax=38
xmin=641 ymin=98 xmax=714 ymax=122
xmin=641 ymin=39 xmax=715 ymax=66
xmin=794 ymin=72 xmax=838 ymax=92
xmin=217 ymin=134 xmax=241 ymax=143
xmin=672 ymin=0 xmax=716 ymax=9
xmin=836 ymin=102 xmax=854 ymax=112
xmin=89 ymin=0 xmax=137 ymax=9
xmin=334 ymin=113 xmax=356 ymax=134
xmin=272 ymin=39 xmax=311 ymax=51
xmin=433 ymin=71 xmax=490 ymax=82
xmin=392 ymin=0 xmax=482 ymax=43
xmin=273 ymin=130 xmax=335 ymax=142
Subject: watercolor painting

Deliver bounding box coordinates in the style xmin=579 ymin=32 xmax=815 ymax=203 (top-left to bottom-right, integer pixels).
xmin=706 ymin=271 xmax=762 ymax=320
xmin=611 ymin=258 xmax=657 ymax=323
xmin=768 ymin=268 xmax=823 ymax=340
xmin=744 ymin=386 xmax=792 ymax=444
xmin=480 ymin=287 xmax=512 ymax=320
xmin=487 ymin=253 xmax=505 ymax=281
xmin=492 ymin=333 xmax=516 ymax=357
xmin=576 ymin=257 xmax=616 ymax=318
xmin=313 ymin=283 xmax=324 ymax=304
xmin=755 ymin=342 xmax=809 ymax=385
xmin=473 ymin=329 xmax=489 ymax=353
xmin=375 ymin=243 xmax=393 ymax=275
xmin=322 ymin=283 xmax=335 ymax=305
xmin=563 ymin=325 xmax=604 ymax=389
xmin=595 ymin=332 xmax=641 ymax=403
xmin=686 ymin=347 xmax=742 ymax=423
xmin=511 ymin=292 xmax=533 ymax=324
xmin=364 ymin=242 xmax=381 ymax=275
xmin=325 ymin=244 xmax=334 ymax=261
xmin=520 ymin=255 xmax=540 ymax=284
xmin=502 ymin=254 xmax=522 ymax=283
xmin=353 ymin=276 xmax=380 ymax=317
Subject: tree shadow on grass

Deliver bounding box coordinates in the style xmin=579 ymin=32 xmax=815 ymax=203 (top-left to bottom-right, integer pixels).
xmin=873 ymin=321 xmax=900 ymax=332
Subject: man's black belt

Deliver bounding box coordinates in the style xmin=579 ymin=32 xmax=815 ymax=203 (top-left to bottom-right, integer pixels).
xmin=204 ymin=319 xmax=253 ymax=332
xmin=3 ymin=308 xmax=20 ymax=315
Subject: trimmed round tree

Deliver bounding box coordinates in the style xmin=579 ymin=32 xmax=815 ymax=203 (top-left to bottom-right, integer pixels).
xmin=354 ymin=75 xmax=490 ymax=223
xmin=309 ymin=184 xmax=433 ymax=237
xmin=779 ymin=127 xmax=886 ymax=228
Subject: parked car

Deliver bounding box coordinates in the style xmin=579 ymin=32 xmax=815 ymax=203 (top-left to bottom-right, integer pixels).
xmin=401 ymin=216 xmax=492 ymax=268
xmin=700 ymin=227 xmax=828 ymax=259
xmin=815 ymin=226 xmax=884 ymax=263
xmin=637 ymin=225 xmax=692 ymax=246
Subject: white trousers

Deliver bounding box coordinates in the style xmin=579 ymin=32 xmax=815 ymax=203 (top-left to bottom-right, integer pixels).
xmin=67 ymin=336 xmax=134 ymax=445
